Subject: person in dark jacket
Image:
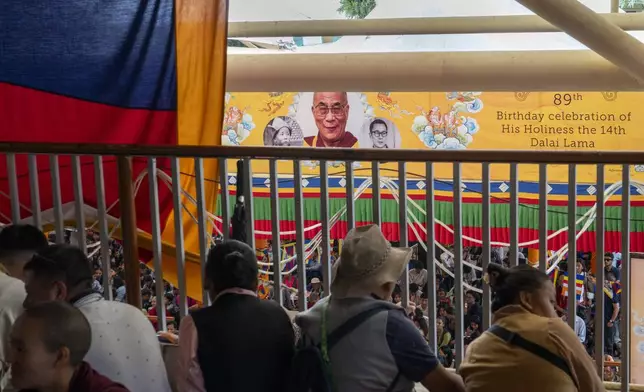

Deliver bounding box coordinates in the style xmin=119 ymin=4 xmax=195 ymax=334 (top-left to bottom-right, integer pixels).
xmin=10 ymin=301 xmax=128 ymax=392
xmin=178 ymin=240 xmax=294 ymax=392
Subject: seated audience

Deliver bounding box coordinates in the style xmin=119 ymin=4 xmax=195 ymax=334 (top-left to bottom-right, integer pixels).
xmin=22 ymin=245 xmax=170 ymax=392
xmin=295 ymin=224 xmax=465 ymax=392
xmin=459 ymin=263 xmax=604 ymax=391
xmin=178 ymin=240 xmax=294 ymax=392
xmin=0 ymin=225 xmax=48 ymax=391
xmin=10 ymin=301 xmax=128 ymax=392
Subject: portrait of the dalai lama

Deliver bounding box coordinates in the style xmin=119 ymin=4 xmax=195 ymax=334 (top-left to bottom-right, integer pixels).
xmin=304 ymin=92 xmax=358 ymax=148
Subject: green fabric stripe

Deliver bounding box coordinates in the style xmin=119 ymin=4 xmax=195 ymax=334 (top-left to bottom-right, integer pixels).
xmin=215 ymin=196 xmax=644 ymax=232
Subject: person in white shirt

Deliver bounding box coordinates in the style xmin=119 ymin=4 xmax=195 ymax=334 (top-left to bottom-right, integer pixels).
xmin=440 ymin=250 xmax=454 ymax=269
xmin=22 ymin=244 xmax=171 ymax=392
xmin=574 ymin=314 xmax=587 ymax=344
xmin=562 ymin=313 xmax=587 ymax=344
xmin=409 ymin=260 xmax=428 ymax=288
xmin=0 ymin=224 xmax=48 ymax=391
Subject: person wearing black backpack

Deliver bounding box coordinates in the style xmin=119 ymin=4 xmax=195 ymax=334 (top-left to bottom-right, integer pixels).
xmin=290 ymin=225 xmax=465 ymax=392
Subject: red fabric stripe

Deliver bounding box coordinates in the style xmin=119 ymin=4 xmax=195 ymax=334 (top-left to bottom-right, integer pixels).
xmin=231 ymin=219 xmax=642 ymax=252
xmin=230 ymin=191 xmax=643 ymax=207
xmin=0 ymin=84 xmax=177 ymax=234
xmin=0 ymin=83 xmax=177 ymax=144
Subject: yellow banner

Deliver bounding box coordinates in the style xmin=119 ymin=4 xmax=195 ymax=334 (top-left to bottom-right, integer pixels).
xmin=223 ymin=92 xmax=644 ymax=184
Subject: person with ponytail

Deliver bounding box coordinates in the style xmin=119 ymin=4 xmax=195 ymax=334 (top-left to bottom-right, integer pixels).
xmin=459 ymin=263 xmax=603 ymax=392
xmin=177 ymin=240 xmax=295 ymax=392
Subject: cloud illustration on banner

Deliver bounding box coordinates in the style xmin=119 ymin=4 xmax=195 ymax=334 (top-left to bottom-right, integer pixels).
xmin=412 ymin=92 xmax=483 ymax=150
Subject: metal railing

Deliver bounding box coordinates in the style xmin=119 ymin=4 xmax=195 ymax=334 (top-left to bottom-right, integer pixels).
xmin=0 ymin=143 xmax=641 ymax=391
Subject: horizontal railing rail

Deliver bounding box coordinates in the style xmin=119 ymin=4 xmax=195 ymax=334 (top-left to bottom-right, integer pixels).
xmin=0 ymin=143 xmax=643 ymax=163
xmin=228 ymin=13 xmax=644 ymax=37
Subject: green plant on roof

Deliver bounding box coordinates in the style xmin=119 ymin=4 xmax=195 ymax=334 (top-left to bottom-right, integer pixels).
xmin=337 ymin=0 xmax=377 ymax=19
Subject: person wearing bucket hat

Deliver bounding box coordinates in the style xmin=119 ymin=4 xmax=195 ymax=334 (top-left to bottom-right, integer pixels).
xmin=294 ymin=225 xmax=465 ymax=392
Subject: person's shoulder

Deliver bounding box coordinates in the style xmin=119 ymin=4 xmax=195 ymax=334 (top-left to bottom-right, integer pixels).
xmin=547 ymin=317 xmax=585 ymax=349
xmin=257 ymin=298 xmax=293 ymax=318
xmin=83 ymin=300 xmax=152 ymax=326
xmin=385 ymin=307 xmax=418 ymax=334
xmin=0 ymin=273 xmax=25 ymax=296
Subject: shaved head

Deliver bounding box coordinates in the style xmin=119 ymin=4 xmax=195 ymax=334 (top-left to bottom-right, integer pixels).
xmin=313 ymin=92 xmax=348 ymax=105
xmin=10 ymin=301 xmax=91 ymax=390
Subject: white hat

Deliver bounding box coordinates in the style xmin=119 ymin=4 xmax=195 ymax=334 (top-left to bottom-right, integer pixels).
xmin=310 ymin=277 xmax=321 ymax=284
xmin=331 ymin=224 xmax=412 ymax=299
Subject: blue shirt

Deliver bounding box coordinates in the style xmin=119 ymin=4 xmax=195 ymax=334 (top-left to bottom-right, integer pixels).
xmin=385 ymin=309 xmax=439 ymax=382
xmin=115 ymin=286 xmax=126 ymax=302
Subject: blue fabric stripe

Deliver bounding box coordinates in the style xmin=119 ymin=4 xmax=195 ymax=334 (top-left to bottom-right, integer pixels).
xmin=1 ymin=0 xmax=176 ymax=110
xmin=223 ymin=176 xmax=639 ymax=196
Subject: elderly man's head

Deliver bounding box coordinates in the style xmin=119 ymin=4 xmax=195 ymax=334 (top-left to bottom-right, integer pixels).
xmin=10 ymin=301 xmax=91 ymax=390
xmin=311 ymin=92 xmax=349 ymax=147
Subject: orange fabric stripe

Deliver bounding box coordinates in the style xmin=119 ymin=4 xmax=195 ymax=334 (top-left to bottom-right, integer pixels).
xmin=158 ymin=0 xmax=228 ymax=302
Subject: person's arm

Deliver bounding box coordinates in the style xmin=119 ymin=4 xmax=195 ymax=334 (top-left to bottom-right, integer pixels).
xmin=609 ymin=300 xmax=620 ymax=326
xmin=421 ymin=365 xmax=465 ymax=392
xmin=177 ymin=315 xmax=206 ymax=392
xmin=385 ymin=310 xmax=465 ymax=392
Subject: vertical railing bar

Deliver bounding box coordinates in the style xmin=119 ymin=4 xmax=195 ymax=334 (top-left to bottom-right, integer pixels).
xmin=621 ymin=164 xmax=631 ymax=392
xmin=117 ymin=157 xmax=141 ymax=308
xmin=320 ymin=160 xmax=332 ymax=297
xmin=7 ymin=153 xmax=20 ymax=223
xmin=194 ymin=158 xmax=210 ymax=306
xmin=509 ymin=163 xmax=519 ymax=266
xmin=243 ymin=159 xmax=256 ymax=252
xmin=594 ymin=164 xmax=605 ymax=376
xmin=398 ymin=162 xmax=409 ymax=308
xmin=27 ymin=155 xmax=42 ymax=229
xmin=425 ymin=162 xmax=437 ymax=352
xmin=453 ymin=162 xmax=464 ymax=367
xmin=538 ymin=164 xmax=548 ymax=273
xmin=481 ymin=163 xmax=492 ymax=330
xmin=345 ymin=161 xmax=355 ymax=231
xmin=71 ymin=155 xmax=86 ymax=254
xmin=372 ymin=161 xmax=381 ymax=226
xmin=50 ymin=155 xmax=65 ymax=244
xmin=567 ymin=164 xmax=577 ymax=330
xmin=147 ymin=158 xmax=166 ymax=329
xmin=219 ymin=158 xmax=231 ymax=241
xmin=269 ymin=159 xmax=283 ymax=307
xmin=94 ymin=157 xmax=112 ymax=301
xmin=294 ymin=160 xmax=307 ymax=311
xmin=171 ymin=158 xmax=188 ymax=317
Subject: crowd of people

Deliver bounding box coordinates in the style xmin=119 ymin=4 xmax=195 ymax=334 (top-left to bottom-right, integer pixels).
xmin=0 ymin=222 xmax=618 ymax=392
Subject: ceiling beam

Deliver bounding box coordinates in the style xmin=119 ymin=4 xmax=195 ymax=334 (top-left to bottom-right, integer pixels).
xmin=228 ymin=13 xmax=644 ymax=38
xmin=226 ymin=50 xmax=641 ymax=92
xmin=515 ymin=0 xmax=644 ymax=85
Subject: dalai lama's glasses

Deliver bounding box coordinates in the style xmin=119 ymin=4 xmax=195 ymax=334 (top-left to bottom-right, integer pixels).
xmin=313 ymin=104 xmax=347 ymax=118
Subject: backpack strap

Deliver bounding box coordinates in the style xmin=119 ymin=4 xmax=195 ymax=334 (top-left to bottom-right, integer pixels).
xmin=487 ymin=325 xmax=578 ymax=390
xmin=326 ymin=304 xmax=390 ymax=350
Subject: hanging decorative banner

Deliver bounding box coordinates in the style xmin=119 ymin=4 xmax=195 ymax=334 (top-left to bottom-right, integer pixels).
xmin=223 ymin=91 xmax=644 ymax=184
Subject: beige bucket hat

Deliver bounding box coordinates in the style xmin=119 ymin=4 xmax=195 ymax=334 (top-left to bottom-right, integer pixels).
xmin=331 ymin=224 xmax=412 ymax=299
